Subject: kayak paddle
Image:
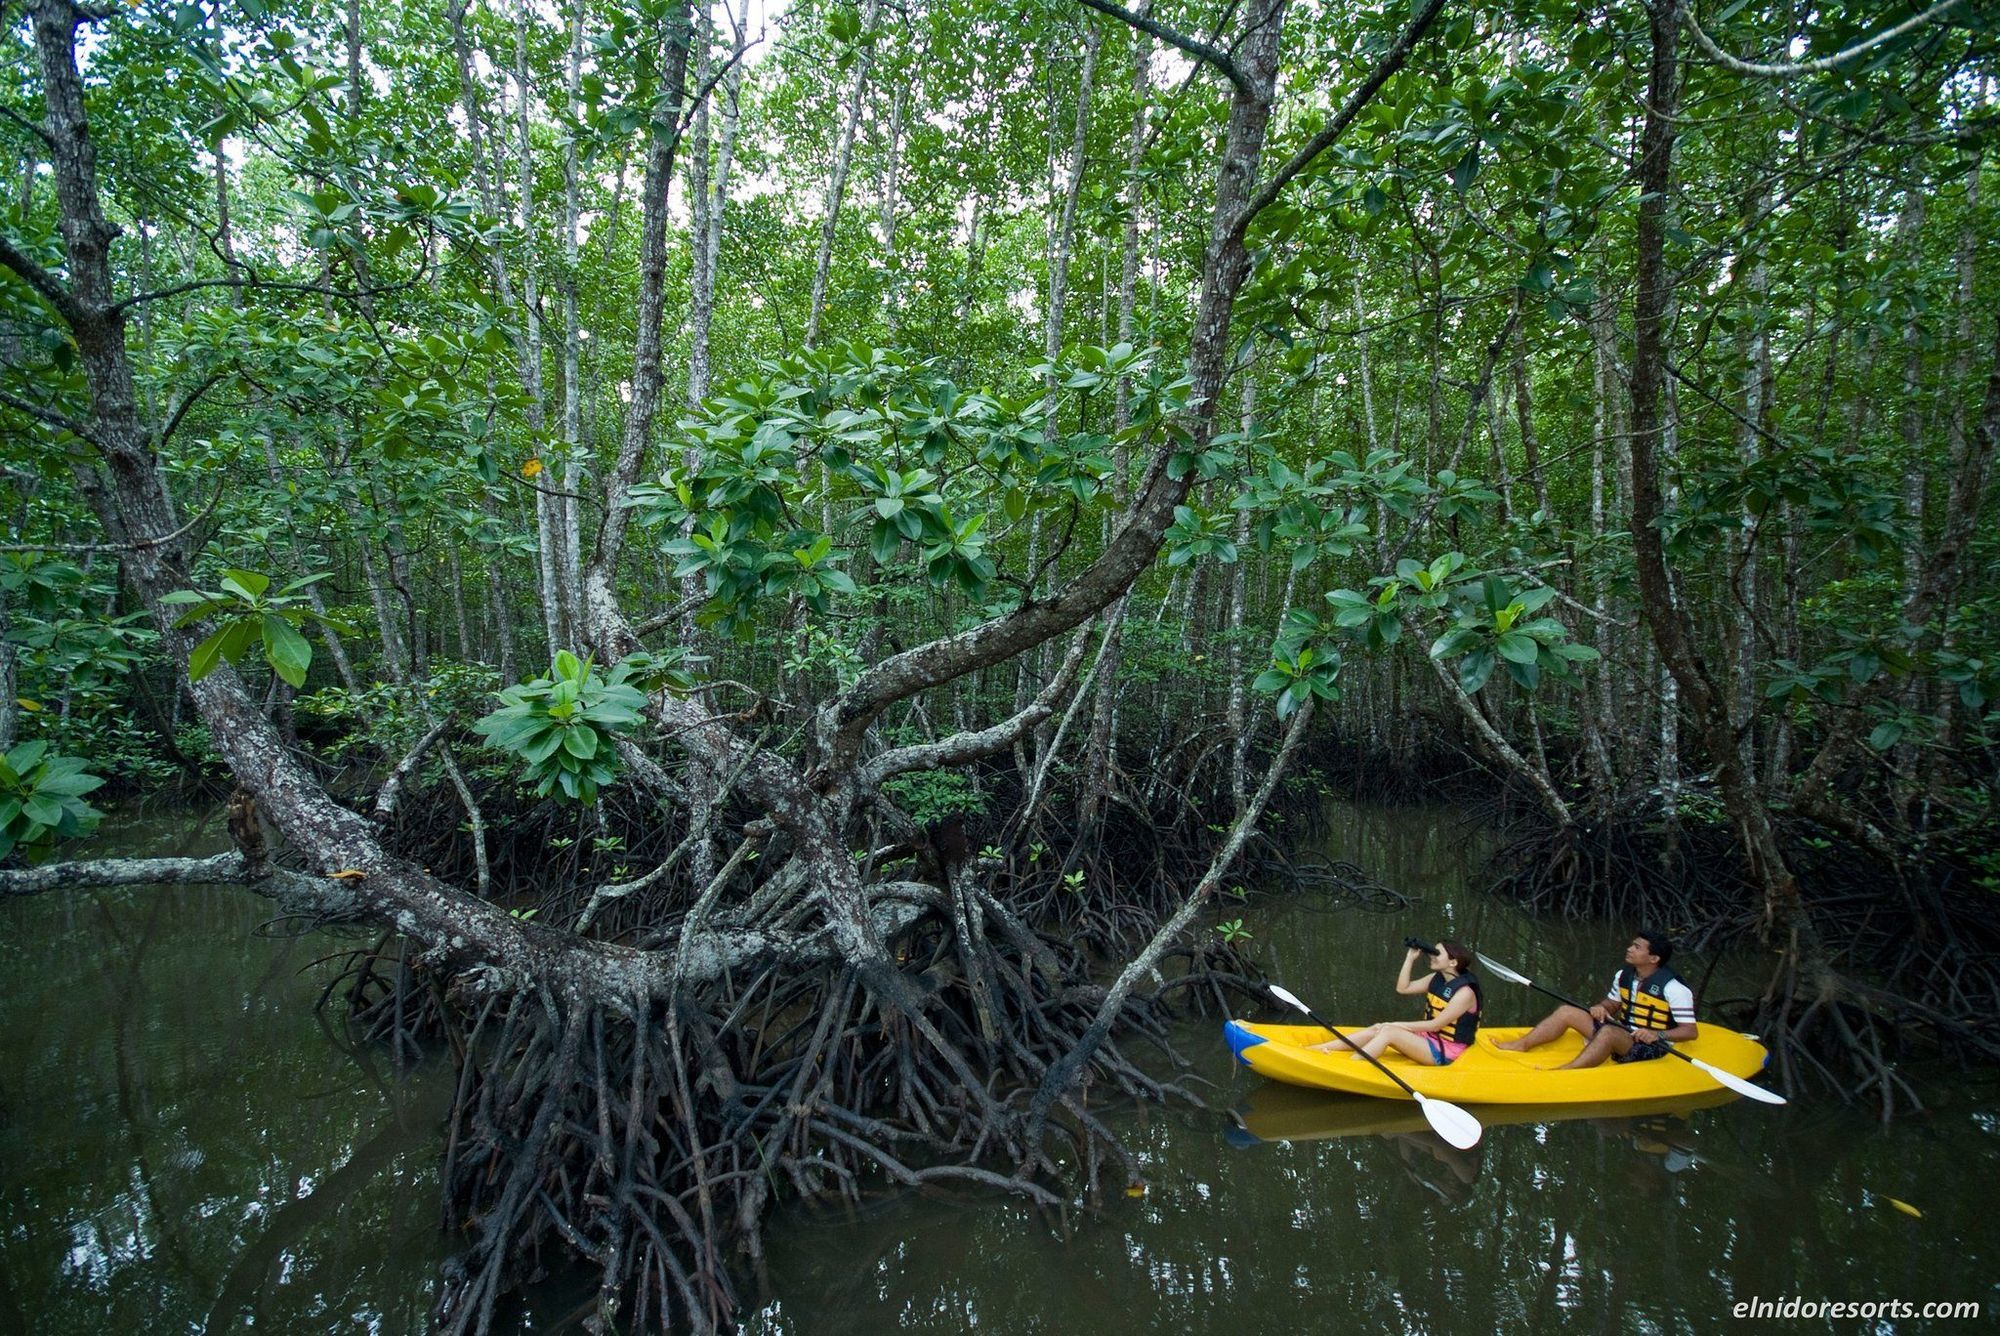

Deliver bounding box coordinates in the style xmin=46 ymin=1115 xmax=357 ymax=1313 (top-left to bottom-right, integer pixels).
xmin=1267 ymin=984 xmax=1484 ymax=1148
xmin=1472 ymin=951 xmax=1787 ymax=1106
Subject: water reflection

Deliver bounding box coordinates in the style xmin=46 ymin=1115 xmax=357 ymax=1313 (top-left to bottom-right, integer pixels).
xmin=750 ymin=802 xmax=2000 ymax=1335
xmin=0 ymin=810 xmax=451 ymax=1334
xmin=3 ymin=802 xmax=1995 ymax=1334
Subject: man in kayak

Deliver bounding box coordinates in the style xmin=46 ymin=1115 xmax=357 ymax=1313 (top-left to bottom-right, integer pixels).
xmin=1491 ymin=930 xmax=1696 ymax=1068
xmin=1310 ymin=939 xmax=1483 ymax=1065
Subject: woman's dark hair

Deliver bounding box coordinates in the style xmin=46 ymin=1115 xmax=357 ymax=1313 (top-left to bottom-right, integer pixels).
xmin=1436 ymin=939 xmax=1475 ymax=973
xmin=1636 ymin=929 xmax=1675 ymax=966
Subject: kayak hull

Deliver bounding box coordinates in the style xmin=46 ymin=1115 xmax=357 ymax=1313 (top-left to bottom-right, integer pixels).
xmin=1227 ymin=1081 xmax=1738 ymax=1146
xmin=1222 ymin=1019 xmax=1772 ymax=1104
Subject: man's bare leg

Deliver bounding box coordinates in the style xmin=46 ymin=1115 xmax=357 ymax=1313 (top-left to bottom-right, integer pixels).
xmin=1556 ymin=1024 xmax=1632 ymax=1070
xmin=1494 ymin=1005 xmax=1595 ymax=1052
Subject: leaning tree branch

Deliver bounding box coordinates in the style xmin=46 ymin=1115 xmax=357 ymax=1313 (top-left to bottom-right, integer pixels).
xmin=1022 ymin=695 xmax=1316 ymax=1150
xmin=1075 ymin=0 xmax=1251 ymax=93
xmin=371 ymin=715 xmax=455 ymax=822
xmin=0 ymin=471 xmax=224 ymax=553
xmin=0 ymin=101 xmax=55 ymax=148
xmin=0 ymin=232 xmax=87 ymax=326
xmin=1683 ymin=0 xmax=1969 ymax=79
xmin=1234 ymin=0 xmax=1450 ymax=237
xmin=0 ymin=849 xmax=356 ymax=913
xmin=858 ymin=628 xmax=1091 ymax=788
xmin=0 ymin=386 xmax=110 ymax=450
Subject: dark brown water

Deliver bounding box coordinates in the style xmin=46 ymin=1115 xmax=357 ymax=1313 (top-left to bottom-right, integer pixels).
xmin=3 ymin=803 xmax=1993 ymax=1333
xmin=0 ymin=810 xmax=452 ymax=1333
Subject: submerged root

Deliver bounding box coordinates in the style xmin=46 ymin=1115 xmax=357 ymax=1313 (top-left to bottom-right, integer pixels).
xmin=321 ymin=875 xmax=1238 ymax=1333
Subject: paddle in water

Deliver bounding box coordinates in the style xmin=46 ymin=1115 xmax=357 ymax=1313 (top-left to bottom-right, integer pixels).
xmin=1472 ymin=951 xmax=1787 ymax=1106
xmin=1266 ymin=984 xmax=1484 ymax=1148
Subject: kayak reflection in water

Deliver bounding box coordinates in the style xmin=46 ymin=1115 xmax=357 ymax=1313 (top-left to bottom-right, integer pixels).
xmin=1310 ymin=939 xmax=1483 ymax=1065
xmin=1492 ymin=929 xmax=1698 ymax=1069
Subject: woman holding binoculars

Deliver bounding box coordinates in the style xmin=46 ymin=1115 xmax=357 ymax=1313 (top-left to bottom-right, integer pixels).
xmin=1310 ymin=937 xmax=1484 ymax=1066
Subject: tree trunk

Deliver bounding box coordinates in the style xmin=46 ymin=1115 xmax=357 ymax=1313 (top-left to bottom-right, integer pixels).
xmin=804 ymin=0 xmax=879 ymax=349
xmin=1626 ymin=0 xmax=1799 ymax=932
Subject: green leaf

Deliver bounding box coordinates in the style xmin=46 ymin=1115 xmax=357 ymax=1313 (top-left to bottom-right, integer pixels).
xmin=1495 ymin=631 xmax=1540 ymax=665
xmin=262 ymin=614 xmax=313 ymax=688
xmin=1449 ymin=145 xmax=1481 ymax=191
xmin=1459 ymin=649 xmax=1496 ymax=695
xmin=219 ymin=569 xmax=272 ymax=601
xmin=5 ymin=741 xmax=49 ymax=775
xmin=189 ymin=624 xmax=233 ymax=682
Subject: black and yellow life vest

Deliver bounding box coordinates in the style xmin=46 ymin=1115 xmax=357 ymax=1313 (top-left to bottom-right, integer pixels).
xmin=1613 ymin=965 xmax=1685 ymax=1032
xmin=1425 ymin=972 xmax=1482 ymax=1045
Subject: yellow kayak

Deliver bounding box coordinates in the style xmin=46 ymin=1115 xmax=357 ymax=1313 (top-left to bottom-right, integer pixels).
xmin=1222 ymin=1019 xmax=1773 ymax=1104
xmin=1227 ymin=1080 xmax=1738 ymax=1145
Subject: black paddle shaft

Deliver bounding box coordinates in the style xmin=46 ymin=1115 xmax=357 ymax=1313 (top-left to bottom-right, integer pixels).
xmin=1282 ymin=994 xmax=1426 ymax=1101
xmin=1516 ymin=975 xmax=1704 ymax=1068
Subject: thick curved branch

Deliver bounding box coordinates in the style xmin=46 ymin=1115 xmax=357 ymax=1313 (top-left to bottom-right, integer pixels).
xmin=0 ymin=849 xmax=356 ymax=911
xmin=1235 ymin=0 xmax=1450 ymax=237
xmin=1683 ymin=0 xmax=1968 ymax=79
xmin=859 ymin=628 xmax=1091 ymax=788
xmin=1073 ymin=0 xmax=1249 ymax=95
xmin=0 ymin=386 xmax=109 ymax=449
xmin=0 ymin=232 xmax=87 ymax=326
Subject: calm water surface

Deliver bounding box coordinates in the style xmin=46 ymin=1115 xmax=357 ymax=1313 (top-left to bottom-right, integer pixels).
xmin=3 ymin=803 xmax=1994 ymax=1333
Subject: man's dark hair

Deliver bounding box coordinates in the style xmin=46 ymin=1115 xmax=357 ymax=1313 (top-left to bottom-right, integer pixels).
xmin=1636 ymin=929 xmax=1674 ymax=967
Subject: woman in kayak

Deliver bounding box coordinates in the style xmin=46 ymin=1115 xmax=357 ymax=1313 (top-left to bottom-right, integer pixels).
xmin=1312 ymin=939 xmax=1483 ymax=1065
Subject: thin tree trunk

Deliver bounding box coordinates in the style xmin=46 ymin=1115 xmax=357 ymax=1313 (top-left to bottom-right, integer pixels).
xmin=878 ymin=79 xmax=907 ymax=337
xmin=515 ymin=0 xmax=566 ymax=655
xmin=559 ymin=0 xmax=588 ymax=633
xmin=1627 ymin=0 xmax=1799 ymax=931
xmin=1228 ymin=382 xmax=1254 ymax=814
xmin=1019 ymin=21 xmax=1102 ymax=743
xmin=804 ymin=0 xmax=879 ymax=349
xmin=1938 ymin=155 xmax=1983 ymax=750
xmin=1081 ymin=21 xmax=1151 ymax=833
xmin=1512 ymin=329 xmax=1552 ymax=520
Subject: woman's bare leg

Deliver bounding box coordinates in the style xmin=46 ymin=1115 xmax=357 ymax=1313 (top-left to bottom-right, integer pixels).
xmin=1312 ymin=1023 xmax=1381 ymax=1053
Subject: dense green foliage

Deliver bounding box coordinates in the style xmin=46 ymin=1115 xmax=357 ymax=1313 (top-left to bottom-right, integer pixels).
xmin=3 ymin=0 xmax=1997 ymax=873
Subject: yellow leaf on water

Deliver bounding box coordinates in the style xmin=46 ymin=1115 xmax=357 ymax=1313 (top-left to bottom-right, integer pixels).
xmin=522 ymin=457 xmax=544 ymax=478
xmin=1889 ymin=1199 xmax=1922 ymax=1218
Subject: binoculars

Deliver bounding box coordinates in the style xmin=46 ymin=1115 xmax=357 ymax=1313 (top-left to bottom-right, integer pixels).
xmin=1404 ymin=936 xmax=1436 ymax=954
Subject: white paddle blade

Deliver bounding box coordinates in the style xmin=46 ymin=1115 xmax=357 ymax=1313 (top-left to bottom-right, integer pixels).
xmin=1415 ymin=1095 xmax=1484 ymax=1149
xmin=1692 ymin=1057 xmax=1788 ymax=1105
xmin=1473 ymin=951 xmax=1533 ymax=986
xmin=1268 ymin=984 xmax=1310 ymax=1015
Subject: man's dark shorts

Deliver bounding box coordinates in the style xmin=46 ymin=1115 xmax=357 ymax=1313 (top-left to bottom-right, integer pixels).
xmin=1615 ymin=1037 xmax=1672 ymax=1063
xmin=1593 ymin=1019 xmax=1672 ymax=1063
